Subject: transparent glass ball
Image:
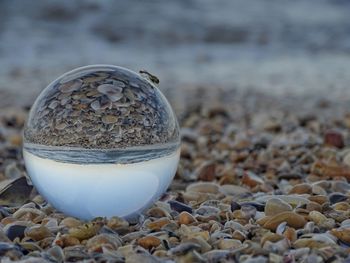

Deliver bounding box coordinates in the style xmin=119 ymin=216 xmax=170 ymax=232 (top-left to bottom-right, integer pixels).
xmin=23 ymin=65 xmax=180 ymax=220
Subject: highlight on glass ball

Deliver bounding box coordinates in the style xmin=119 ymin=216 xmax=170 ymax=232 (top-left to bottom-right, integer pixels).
xmin=23 ymin=65 xmax=180 ymax=220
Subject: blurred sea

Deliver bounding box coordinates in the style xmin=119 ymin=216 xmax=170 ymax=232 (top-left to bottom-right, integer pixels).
xmin=1 ymin=0 xmax=350 ymax=107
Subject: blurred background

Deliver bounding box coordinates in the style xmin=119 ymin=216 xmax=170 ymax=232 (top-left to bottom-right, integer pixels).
xmin=0 ymin=0 xmax=350 ymax=109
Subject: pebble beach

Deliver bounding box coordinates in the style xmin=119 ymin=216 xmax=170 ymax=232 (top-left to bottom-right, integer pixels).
xmin=1 ymin=90 xmax=350 ymax=262
xmin=2 ymin=0 xmax=350 ymax=262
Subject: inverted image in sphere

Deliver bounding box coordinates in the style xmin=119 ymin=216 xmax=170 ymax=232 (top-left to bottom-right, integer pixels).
xmin=24 ymin=65 xmax=179 ymax=151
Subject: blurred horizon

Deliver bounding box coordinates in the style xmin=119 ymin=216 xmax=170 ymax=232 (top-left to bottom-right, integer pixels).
xmin=1 ymin=0 xmax=350 ymax=107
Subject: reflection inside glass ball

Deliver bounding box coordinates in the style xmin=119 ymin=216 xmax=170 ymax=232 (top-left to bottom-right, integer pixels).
xmin=23 ymin=65 xmax=180 ymax=220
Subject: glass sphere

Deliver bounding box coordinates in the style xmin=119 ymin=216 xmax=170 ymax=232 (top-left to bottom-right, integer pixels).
xmin=23 ymin=65 xmax=180 ymax=220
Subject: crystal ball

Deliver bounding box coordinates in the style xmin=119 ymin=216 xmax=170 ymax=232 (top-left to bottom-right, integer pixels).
xmin=23 ymin=65 xmax=180 ymax=220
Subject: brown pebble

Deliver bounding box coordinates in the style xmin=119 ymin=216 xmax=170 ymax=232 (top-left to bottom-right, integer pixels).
xmin=147 ymin=207 xmax=170 ymax=218
xmin=242 ymin=172 xmax=264 ymax=188
xmin=295 ymin=207 xmax=310 ymax=217
xmin=324 ymin=130 xmax=344 ymax=148
xmin=232 ymin=230 xmax=246 ymax=242
xmin=306 ymin=201 xmax=322 ymax=212
xmin=54 ymin=234 xmax=80 ymax=248
xmin=8 ymin=134 xmax=22 ymax=146
xmin=13 ymin=208 xmax=44 ymax=222
xmin=333 ymin=202 xmax=350 ymax=211
xmin=107 ymin=216 xmax=129 ymax=230
xmin=330 ymin=228 xmax=350 ymax=243
xmin=37 ymin=236 xmax=55 ymax=249
xmin=25 ymin=225 xmax=52 ymax=241
xmin=86 ymin=234 xmax=121 ymax=253
xmin=102 ymin=115 xmax=118 ymax=124
xmin=294 ymin=239 xmax=328 ymax=249
xmin=311 ymin=161 xmax=350 ymax=180
xmin=257 ymin=216 xmax=272 ymax=226
xmin=308 ymin=195 xmax=328 ymax=205
xmin=217 ymin=239 xmax=242 ymax=249
xmin=260 ymin=232 xmax=283 ymax=246
xmin=283 ymin=227 xmax=297 ymax=242
xmin=68 ymin=223 xmax=101 ymax=241
xmin=178 ymin=211 xmax=196 ymax=225
xmin=265 ymin=198 xmax=292 ymax=216
xmin=309 ymin=211 xmax=335 ymax=229
xmin=138 ymin=236 xmax=161 ymax=250
xmin=1 ymin=217 xmax=16 ymax=225
xmin=59 ymin=217 xmax=81 ymax=228
xmin=147 ymin=218 xmax=171 ymax=231
xmin=263 ymin=212 xmax=306 ymax=231
xmin=189 ymin=231 xmax=210 ymax=242
xmin=308 ymin=211 xmax=327 ymax=225
xmin=288 ymin=183 xmax=312 ymax=194
xmin=197 ymin=162 xmax=216 ymax=181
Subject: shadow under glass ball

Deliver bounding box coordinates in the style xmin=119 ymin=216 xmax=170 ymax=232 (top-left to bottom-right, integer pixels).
xmin=23 ymin=65 xmax=180 ymax=220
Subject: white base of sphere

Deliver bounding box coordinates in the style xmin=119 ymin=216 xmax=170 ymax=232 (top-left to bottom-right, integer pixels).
xmin=23 ymin=149 xmax=180 ymax=220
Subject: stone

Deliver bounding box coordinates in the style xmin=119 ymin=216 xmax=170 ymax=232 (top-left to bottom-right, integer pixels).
xmin=137 ymin=236 xmax=161 ymax=250
xmin=288 ymin=183 xmax=312 ymax=195
xmin=86 ymin=233 xmax=121 ymax=253
xmin=178 ymin=211 xmax=196 ymax=225
xmin=265 ymin=198 xmax=292 ymax=216
xmin=329 ymin=193 xmax=348 ymax=204
xmin=25 ymin=225 xmax=52 ymax=241
xmin=5 ymin=224 xmax=27 ymax=241
xmin=168 ymin=200 xmax=193 ymax=213
xmin=262 ymin=212 xmax=306 ymax=231
xmin=309 ymin=211 xmax=335 ymax=229
xmin=330 ymin=228 xmax=350 ymax=244
xmin=242 ymin=172 xmax=264 ymax=188
xmin=324 ymin=130 xmax=344 ymax=148
xmin=217 ymin=239 xmax=242 ymax=250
